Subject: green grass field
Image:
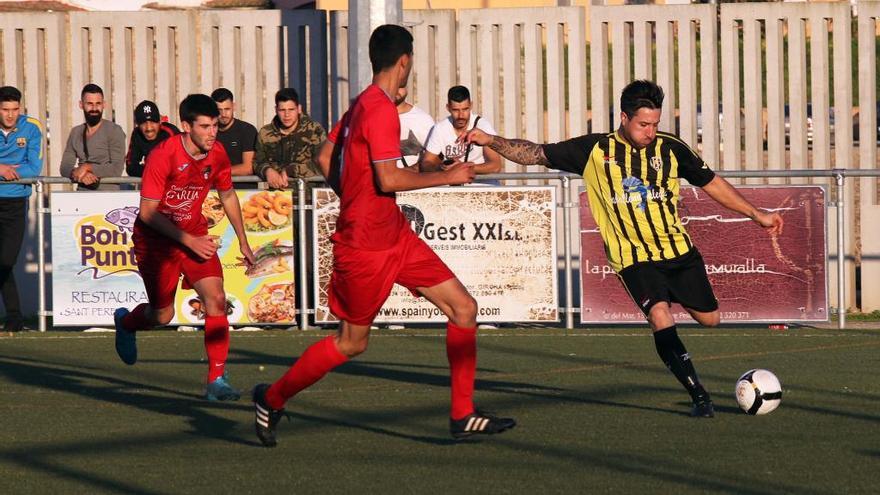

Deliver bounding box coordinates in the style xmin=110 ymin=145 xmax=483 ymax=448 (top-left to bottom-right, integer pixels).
xmin=1 ymin=327 xmax=878 ymax=494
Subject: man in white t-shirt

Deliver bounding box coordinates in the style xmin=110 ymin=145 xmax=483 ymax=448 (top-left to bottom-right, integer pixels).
xmin=396 ymin=87 xmax=435 ymax=169
xmin=423 ymin=85 xmax=502 ymax=184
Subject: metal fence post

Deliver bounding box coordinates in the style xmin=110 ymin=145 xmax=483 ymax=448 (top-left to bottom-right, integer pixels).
xmin=562 ymin=176 xmax=574 ymax=331
xmin=36 ymin=180 xmax=47 ymax=333
xmin=297 ymin=179 xmax=310 ymax=331
xmin=835 ymin=171 xmax=846 ymax=330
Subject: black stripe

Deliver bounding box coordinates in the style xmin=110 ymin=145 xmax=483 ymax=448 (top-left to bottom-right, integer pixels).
xmin=762 ymin=391 xmax=783 ymax=401
xmin=604 ymin=139 xmax=636 ymax=264
xmin=616 ymin=139 xmax=650 ymax=262
xmin=747 ymin=396 xmax=763 ymax=415
xmin=631 ymin=149 xmax=664 ymax=260
xmin=645 ymin=144 xmax=680 ymax=258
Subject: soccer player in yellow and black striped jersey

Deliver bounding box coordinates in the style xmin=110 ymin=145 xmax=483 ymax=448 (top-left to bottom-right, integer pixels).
xmin=464 ymin=80 xmax=784 ymax=417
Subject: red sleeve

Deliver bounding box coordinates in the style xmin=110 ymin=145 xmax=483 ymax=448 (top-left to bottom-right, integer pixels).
xmin=327 ymin=111 xmax=348 ymax=144
xmin=140 ymin=144 xmax=171 ymax=201
xmin=366 ymin=101 xmax=401 ymax=163
xmin=212 ymin=145 xmax=233 ymax=191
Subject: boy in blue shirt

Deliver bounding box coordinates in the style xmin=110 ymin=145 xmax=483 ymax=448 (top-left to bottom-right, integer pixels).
xmin=0 ymin=86 xmax=43 ymax=332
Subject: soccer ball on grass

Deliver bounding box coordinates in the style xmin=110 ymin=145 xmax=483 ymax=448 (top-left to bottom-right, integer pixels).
xmin=735 ymin=369 xmax=782 ymax=415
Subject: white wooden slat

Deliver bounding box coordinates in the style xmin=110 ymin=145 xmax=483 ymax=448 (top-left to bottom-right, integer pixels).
xmin=742 ymin=17 xmax=763 ymax=180
xmin=809 ymin=16 xmax=831 ymax=170
xmin=590 ymin=19 xmax=609 ymax=133
xmin=765 ymin=17 xmax=785 ymax=183
xmin=788 ymin=17 xmax=808 ymax=182
xmin=654 ymin=21 xmax=674 ymax=134
xmin=546 ymin=22 xmax=565 ymax=144
xmin=720 ymin=12 xmax=741 ymax=172
xmin=678 ymin=19 xmax=698 ymax=147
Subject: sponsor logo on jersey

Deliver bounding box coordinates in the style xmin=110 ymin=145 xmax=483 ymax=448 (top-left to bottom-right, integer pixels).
xmin=178 ymin=163 xmax=190 ymax=172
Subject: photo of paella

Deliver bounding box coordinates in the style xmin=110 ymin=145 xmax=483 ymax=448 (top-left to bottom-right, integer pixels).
xmin=243 ymin=191 xmax=292 ymax=233
xmin=247 ymin=282 xmax=296 ymax=322
xmin=201 ymin=193 xmax=226 ymax=229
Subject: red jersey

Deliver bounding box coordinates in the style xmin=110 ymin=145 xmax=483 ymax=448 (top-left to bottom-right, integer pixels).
xmin=327 ymin=84 xmax=405 ymax=251
xmin=135 ymin=134 xmax=232 ymax=240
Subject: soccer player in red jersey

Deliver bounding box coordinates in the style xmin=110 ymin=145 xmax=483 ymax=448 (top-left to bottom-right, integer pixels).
xmin=251 ymin=25 xmax=516 ymax=447
xmin=113 ymin=94 xmax=256 ymax=401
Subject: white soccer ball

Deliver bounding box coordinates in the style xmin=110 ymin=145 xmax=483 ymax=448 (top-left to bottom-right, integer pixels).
xmin=735 ymin=369 xmax=783 ymax=415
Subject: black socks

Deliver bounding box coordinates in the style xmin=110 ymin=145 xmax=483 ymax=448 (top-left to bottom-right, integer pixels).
xmin=653 ymin=325 xmax=709 ymax=403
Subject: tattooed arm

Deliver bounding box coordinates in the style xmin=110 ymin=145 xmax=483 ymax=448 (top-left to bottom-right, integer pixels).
xmin=462 ymin=128 xmax=550 ymax=166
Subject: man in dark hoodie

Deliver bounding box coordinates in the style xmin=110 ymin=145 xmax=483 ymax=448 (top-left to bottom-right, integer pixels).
xmin=253 ymin=88 xmax=326 ymax=189
xmin=125 ymin=100 xmax=179 ymax=177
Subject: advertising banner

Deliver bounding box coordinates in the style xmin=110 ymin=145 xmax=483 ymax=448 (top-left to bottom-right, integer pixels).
xmin=580 ymin=186 xmax=827 ymax=323
xmin=51 ymin=190 xmax=296 ymax=326
xmin=313 ymin=187 xmax=558 ymax=323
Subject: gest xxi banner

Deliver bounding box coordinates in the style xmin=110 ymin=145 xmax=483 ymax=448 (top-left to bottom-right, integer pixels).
xmin=580 ymin=186 xmax=827 ymax=323
xmin=313 ymin=187 xmax=558 ymax=323
xmin=51 ymin=190 xmax=296 ymax=326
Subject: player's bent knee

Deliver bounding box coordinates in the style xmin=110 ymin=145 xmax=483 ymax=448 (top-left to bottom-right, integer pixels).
xmin=336 ymin=338 xmax=368 ymax=357
xmin=154 ymin=309 xmax=174 ymax=326
xmin=699 ymin=312 xmax=721 ymax=327
xmin=449 ymin=295 xmax=478 ymax=326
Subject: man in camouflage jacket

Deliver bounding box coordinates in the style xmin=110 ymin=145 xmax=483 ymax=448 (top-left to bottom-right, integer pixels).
xmin=254 ymin=88 xmax=327 ymax=189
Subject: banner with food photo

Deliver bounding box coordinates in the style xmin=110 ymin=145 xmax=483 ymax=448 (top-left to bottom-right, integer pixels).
xmin=172 ymin=190 xmax=296 ymax=325
xmin=313 ymin=187 xmax=558 ymax=323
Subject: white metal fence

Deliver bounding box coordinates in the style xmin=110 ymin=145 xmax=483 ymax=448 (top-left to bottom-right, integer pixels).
xmin=1 ymin=3 xmax=879 ymax=315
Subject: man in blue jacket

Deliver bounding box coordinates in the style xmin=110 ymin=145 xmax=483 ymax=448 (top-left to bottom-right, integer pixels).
xmin=0 ymin=86 xmax=43 ymax=332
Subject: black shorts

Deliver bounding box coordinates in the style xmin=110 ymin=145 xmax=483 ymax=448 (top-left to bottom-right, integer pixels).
xmin=617 ymin=248 xmax=719 ymax=316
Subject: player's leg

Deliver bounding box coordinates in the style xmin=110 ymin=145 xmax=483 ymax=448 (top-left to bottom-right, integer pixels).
xmin=399 ymin=231 xmax=515 ymax=437
xmin=619 ymin=261 xmax=713 ymax=417
xmin=189 ymin=274 xmax=241 ymax=400
xmin=113 ymin=246 xmax=180 ymax=365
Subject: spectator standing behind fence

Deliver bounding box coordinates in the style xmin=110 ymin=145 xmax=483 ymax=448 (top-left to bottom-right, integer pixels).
xmin=253 ymin=88 xmax=327 ymax=190
xmin=422 ymin=85 xmax=502 ymax=185
xmin=0 ymin=86 xmax=43 ymax=333
xmin=125 ymin=100 xmax=180 ymax=178
xmin=211 ymin=88 xmax=258 ymax=189
xmin=395 ymin=87 xmax=434 ymax=170
xmin=59 ymin=84 xmax=126 ymax=190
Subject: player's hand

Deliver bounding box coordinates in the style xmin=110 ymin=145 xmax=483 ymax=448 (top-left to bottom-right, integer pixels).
xmin=266 ymin=168 xmax=289 ymax=189
xmin=460 ymin=128 xmax=493 ymax=147
xmin=237 ymin=241 xmax=256 ymax=267
xmin=0 ymin=164 xmax=20 ymax=180
xmin=186 ymin=234 xmax=220 ymax=260
xmin=444 ymin=162 xmax=476 ymax=185
xmin=754 ymin=211 xmax=784 ymax=236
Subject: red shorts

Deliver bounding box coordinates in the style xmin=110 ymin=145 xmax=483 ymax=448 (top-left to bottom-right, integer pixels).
xmin=328 ymin=228 xmax=454 ymax=325
xmin=134 ymin=237 xmax=223 ymax=310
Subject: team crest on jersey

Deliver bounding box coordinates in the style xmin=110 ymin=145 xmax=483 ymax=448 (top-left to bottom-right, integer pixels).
xmin=203 ymin=166 xmax=211 ymax=180
xmin=16 ymin=137 xmax=26 ymax=148
xmin=650 ymin=156 xmax=663 ymax=171
xmin=178 ymin=163 xmax=190 ymax=172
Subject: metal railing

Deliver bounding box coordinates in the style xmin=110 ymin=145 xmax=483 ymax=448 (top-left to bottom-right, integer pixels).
xmin=4 ymin=169 xmax=874 ymax=332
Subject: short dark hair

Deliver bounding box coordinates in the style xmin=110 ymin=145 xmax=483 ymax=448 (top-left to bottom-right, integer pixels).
xmin=620 ymin=80 xmax=664 ymax=117
xmin=179 ymin=94 xmax=220 ymax=124
xmin=81 ymin=83 xmax=104 ymax=99
xmin=447 ymin=85 xmax=470 ymax=103
xmin=0 ymin=86 xmax=22 ymax=103
xmin=211 ymin=87 xmax=234 ymax=103
xmin=369 ymin=24 xmax=413 ymax=73
xmin=275 ymin=88 xmax=299 ymax=106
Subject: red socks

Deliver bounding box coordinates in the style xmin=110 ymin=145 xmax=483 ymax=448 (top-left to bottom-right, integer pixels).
xmin=204 ymin=315 xmax=230 ymax=382
xmin=446 ymin=322 xmax=477 ymax=420
xmin=266 ymin=335 xmax=349 ymax=410
xmin=122 ymin=303 xmax=150 ymax=331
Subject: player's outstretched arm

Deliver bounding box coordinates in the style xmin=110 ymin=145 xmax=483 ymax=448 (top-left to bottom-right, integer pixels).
xmin=374 ymin=159 xmax=474 ymax=193
xmin=462 ymin=128 xmax=550 ymax=166
xmin=138 ymin=198 xmax=219 ymax=260
xmin=701 ymin=176 xmax=784 ymax=235
xmin=219 ymin=188 xmax=256 ymax=266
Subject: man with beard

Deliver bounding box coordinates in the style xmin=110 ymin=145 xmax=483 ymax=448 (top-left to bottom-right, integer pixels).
xmin=422 ymin=85 xmax=502 ymax=185
xmin=60 ymin=84 xmax=126 ymax=190
xmin=253 ymin=88 xmax=326 ymax=190
xmin=211 ymin=88 xmax=258 ymax=188
xmin=113 ymin=94 xmax=256 ymax=401
xmin=125 ymin=100 xmax=179 ymax=178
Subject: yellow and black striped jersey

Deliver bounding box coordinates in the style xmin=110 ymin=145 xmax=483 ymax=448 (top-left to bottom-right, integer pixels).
xmin=543 ymin=130 xmax=716 ymax=272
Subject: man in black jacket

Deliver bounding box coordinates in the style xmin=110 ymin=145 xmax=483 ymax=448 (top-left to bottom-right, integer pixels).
xmin=125 ymin=100 xmax=179 ymax=177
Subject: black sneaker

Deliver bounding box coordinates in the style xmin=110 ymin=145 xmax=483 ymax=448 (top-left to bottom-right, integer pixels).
xmin=450 ymin=410 xmax=516 ymax=439
xmin=3 ymin=319 xmax=23 ymax=333
xmin=691 ymin=399 xmax=715 ymax=418
xmin=253 ymin=383 xmax=285 ymax=447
